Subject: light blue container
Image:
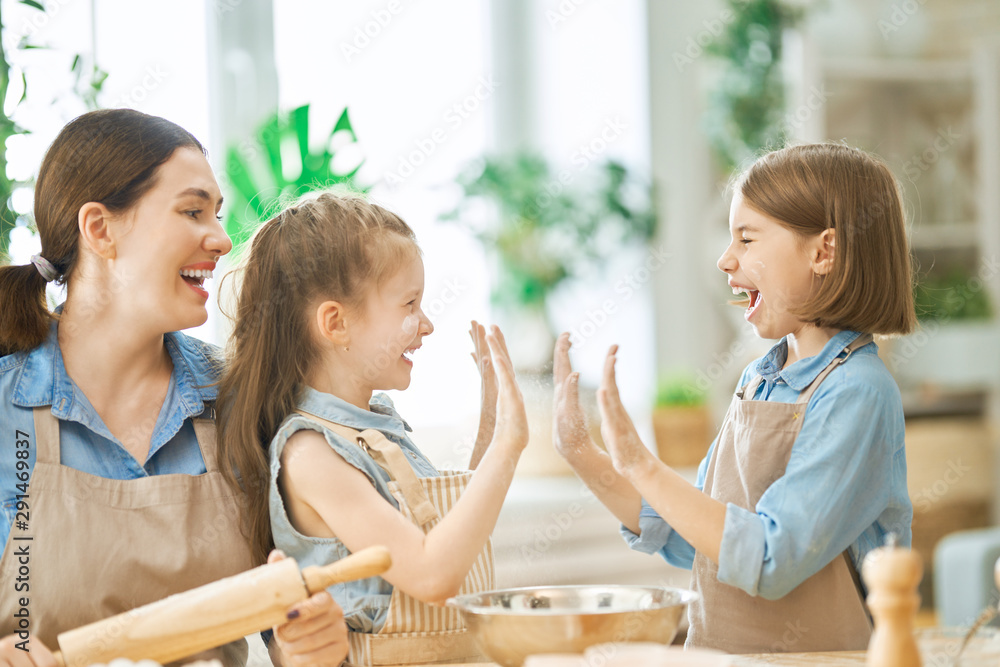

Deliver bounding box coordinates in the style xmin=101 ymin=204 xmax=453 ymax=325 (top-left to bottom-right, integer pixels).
xmin=935 ymin=528 xmax=1000 ymax=627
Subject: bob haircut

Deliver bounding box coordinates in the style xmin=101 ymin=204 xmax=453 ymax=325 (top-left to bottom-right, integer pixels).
xmin=733 ymin=143 xmax=916 ymax=336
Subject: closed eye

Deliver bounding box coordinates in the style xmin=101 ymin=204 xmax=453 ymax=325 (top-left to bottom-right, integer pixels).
xmin=740 ymin=238 xmax=753 ymax=245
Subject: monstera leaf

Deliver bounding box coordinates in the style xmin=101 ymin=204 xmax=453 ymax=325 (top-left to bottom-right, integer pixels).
xmin=223 ymin=104 xmax=368 ymax=253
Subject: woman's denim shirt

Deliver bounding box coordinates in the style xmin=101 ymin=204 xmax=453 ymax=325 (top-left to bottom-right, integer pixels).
xmin=268 ymin=386 xmax=439 ymax=633
xmin=0 ymin=322 xmax=222 ymax=548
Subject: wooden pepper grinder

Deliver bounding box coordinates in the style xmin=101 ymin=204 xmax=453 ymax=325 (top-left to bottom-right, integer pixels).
xmin=862 ymin=535 xmax=923 ymax=667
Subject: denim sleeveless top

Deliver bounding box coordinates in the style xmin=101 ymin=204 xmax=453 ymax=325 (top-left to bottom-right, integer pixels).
xmin=268 ymin=387 xmax=439 ymax=633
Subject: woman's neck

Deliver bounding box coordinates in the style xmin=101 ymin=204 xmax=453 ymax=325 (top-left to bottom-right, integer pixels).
xmin=57 ymin=295 xmax=172 ymax=405
xmin=783 ymin=324 xmax=842 ymax=368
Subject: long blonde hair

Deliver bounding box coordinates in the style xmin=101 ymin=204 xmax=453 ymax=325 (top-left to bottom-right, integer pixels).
xmin=216 ymin=193 xmax=418 ymax=565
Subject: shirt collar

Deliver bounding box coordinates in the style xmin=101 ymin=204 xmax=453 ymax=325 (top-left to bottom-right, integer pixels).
xmin=754 ymin=330 xmax=865 ymax=391
xmin=11 ymin=320 xmax=221 ymax=424
xmin=298 ymin=386 xmax=412 ymax=440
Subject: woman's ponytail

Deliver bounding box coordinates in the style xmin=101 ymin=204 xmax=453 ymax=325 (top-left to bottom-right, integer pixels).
xmin=0 ymin=263 xmax=52 ymax=357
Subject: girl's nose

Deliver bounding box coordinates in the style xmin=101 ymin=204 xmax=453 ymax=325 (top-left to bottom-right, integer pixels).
xmin=419 ymin=308 xmax=434 ymax=337
xmin=717 ymin=245 xmax=736 ymax=273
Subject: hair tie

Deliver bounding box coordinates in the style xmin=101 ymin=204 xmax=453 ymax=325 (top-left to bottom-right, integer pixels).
xmin=30 ymin=254 xmax=58 ymax=282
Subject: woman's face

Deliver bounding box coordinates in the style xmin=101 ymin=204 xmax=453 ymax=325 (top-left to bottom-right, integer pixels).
xmin=109 ymin=147 xmax=232 ymax=333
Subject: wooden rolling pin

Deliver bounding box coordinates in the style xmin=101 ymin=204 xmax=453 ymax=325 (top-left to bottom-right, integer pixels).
xmin=51 ymin=545 xmax=392 ymax=667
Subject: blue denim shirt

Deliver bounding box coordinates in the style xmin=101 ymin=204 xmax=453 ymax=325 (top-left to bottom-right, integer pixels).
xmin=0 ymin=322 xmax=221 ymax=548
xmin=268 ymin=386 xmax=439 ymax=633
xmin=622 ymin=330 xmax=912 ymax=600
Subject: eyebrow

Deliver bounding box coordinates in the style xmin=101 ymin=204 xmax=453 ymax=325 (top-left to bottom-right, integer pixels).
xmin=176 ymin=188 xmax=224 ymax=206
xmin=736 ymin=224 xmax=759 ymax=234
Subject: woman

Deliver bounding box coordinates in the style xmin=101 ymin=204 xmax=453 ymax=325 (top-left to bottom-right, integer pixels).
xmin=0 ymin=109 xmax=348 ymax=666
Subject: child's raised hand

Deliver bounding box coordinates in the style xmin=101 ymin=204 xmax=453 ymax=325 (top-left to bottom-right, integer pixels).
xmin=597 ymin=344 xmax=657 ymax=479
xmin=485 ymin=325 xmax=529 ymax=454
xmin=552 ymin=333 xmax=593 ymax=459
xmin=469 ymin=320 xmax=499 ymax=452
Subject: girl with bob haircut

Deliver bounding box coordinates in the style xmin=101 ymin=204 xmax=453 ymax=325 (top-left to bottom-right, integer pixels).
xmin=216 ymin=193 xmax=529 ymax=665
xmin=553 ymin=143 xmax=916 ymax=653
xmin=0 ymin=109 xmax=347 ymax=665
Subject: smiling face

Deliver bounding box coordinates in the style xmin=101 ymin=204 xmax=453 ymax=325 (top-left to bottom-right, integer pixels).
xmin=717 ymin=194 xmax=827 ymax=341
xmin=347 ymin=250 xmax=434 ymax=393
xmin=109 ymin=147 xmax=232 ymax=333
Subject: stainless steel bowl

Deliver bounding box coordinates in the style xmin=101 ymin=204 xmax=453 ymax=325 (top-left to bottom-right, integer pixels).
xmin=447 ymin=585 xmax=699 ymax=667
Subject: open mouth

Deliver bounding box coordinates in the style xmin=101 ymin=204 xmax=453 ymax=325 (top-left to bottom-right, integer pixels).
xmin=402 ymin=345 xmax=419 ymax=366
xmin=732 ymin=285 xmax=762 ymax=321
xmin=180 ymin=267 xmax=213 ymax=299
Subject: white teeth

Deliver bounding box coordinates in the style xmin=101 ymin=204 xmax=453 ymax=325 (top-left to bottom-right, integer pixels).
xmin=179 ymin=269 xmax=213 ymax=280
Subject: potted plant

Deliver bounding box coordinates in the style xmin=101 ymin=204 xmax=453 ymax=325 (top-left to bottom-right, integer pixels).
xmin=443 ymin=152 xmax=656 ymax=372
xmin=652 ymin=374 xmax=712 ymax=468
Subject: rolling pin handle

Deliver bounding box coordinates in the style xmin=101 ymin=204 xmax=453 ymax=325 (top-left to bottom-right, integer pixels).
xmin=301 ymin=545 xmax=392 ymax=594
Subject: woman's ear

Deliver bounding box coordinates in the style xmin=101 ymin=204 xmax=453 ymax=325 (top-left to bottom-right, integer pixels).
xmin=78 ymin=202 xmax=117 ymax=260
xmin=812 ymin=228 xmax=836 ymax=276
xmin=315 ymin=300 xmax=351 ymax=348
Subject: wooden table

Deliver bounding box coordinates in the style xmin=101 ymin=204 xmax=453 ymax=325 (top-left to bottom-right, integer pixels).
xmin=403 ymin=653 xmax=868 ymax=666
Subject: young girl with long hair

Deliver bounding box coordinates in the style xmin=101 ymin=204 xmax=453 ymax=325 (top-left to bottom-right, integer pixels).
xmin=554 ymin=143 xmax=916 ymax=653
xmin=217 ymin=193 xmax=528 ymax=665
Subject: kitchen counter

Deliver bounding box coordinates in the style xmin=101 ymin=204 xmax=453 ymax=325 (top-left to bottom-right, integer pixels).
xmin=399 ymin=654 xmax=869 ymax=667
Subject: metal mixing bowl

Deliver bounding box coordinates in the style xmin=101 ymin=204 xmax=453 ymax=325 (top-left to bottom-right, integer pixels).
xmin=447 ymin=585 xmax=699 ymax=667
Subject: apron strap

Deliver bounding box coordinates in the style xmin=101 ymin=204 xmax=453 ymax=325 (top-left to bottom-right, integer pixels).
xmin=32 ymin=407 xmax=61 ymax=465
xmin=844 ymin=550 xmax=874 ymax=629
xmin=295 ymin=410 xmax=441 ymax=527
xmin=795 ymin=333 xmax=874 ymax=406
xmin=737 ymin=374 xmax=766 ymax=401
xmin=192 ymin=411 xmax=220 ymax=474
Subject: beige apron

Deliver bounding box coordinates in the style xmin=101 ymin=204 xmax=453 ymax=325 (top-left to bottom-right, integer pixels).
xmin=0 ymin=406 xmax=253 ymax=666
xmin=296 ymin=412 xmax=494 ymax=666
xmin=687 ymin=334 xmax=874 ymax=654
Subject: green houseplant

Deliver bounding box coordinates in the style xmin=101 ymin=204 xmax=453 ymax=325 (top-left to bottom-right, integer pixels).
xmin=223 ymin=104 xmax=367 ymax=254
xmin=443 ymin=153 xmax=656 ymax=370
xmin=0 ymin=0 xmax=106 ymax=263
xmin=652 ymin=373 xmax=712 ymax=468
xmin=702 ymin=0 xmax=808 ymax=174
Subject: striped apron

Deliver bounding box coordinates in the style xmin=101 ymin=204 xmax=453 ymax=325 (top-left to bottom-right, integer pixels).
xmin=296 ymin=412 xmax=494 ymax=665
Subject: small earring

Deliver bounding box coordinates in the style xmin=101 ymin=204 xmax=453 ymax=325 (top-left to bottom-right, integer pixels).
xmin=344 ymin=346 xmax=349 ymax=352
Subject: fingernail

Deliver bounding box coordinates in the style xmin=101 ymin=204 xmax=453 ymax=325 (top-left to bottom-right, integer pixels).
xmin=287 ymin=609 xmax=300 ymax=620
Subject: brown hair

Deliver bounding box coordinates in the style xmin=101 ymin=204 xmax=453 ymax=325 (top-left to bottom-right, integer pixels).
xmin=216 ymin=192 xmax=418 ymax=565
xmin=735 ymin=143 xmax=916 ymax=335
xmin=0 ymin=109 xmax=205 ymax=356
